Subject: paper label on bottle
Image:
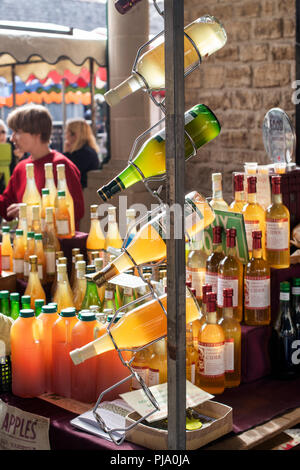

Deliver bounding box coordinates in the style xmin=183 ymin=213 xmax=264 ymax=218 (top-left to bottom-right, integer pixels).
xmin=105 ymin=290 xmax=114 ymax=300
xmin=205 ymin=271 xmax=218 ymax=295
xmin=224 ymin=338 xmax=234 ymax=373
xmin=45 ymin=251 xmax=56 ymax=274
xmin=123 ymin=286 xmax=133 ymax=296
xmin=217 ymin=275 xmax=239 ymax=308
xmin=148 ymin=368 xmax=160 ymax=387
xmin=131 ymin=367 xmax=148 ymax=390
xmin=186 ymin=267 xmax=206 ymax=298
xmin=266 ymin=218 xmax=289 ymax=250
xmin=244 ymin=275 xmax=270 ymax=309
xmin=1 ymin=255 xmax=10 ymax=271
xmin=280 ymin=292 xmax=290 ymax=301
xmin=13 ymin=258 xmax=24 ymax=274
xmin=292 ymin=287 xmax=300 ymax=296
xmin=198 ymin=341 xmax=225 ymax=377
xmin=56 ymin=219 xmax=70 ymax=235
xmin=38 ymin=264 xmax=43 ymax=280
xmin=244 ymin=219 xmax=260 ymax=251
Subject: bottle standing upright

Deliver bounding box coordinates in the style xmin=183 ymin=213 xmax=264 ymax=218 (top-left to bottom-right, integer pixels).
xmin=86 ymin=205 xmax=106 ymax=263
xmin=230 ymin=173 xmax=246 ymax=213
xmin=186 ymin=238 xmax=208 ymax=307
xmin=1 ymin=226 xmax=13 ymax=271
xmin=37 ymin=304 xmax=59 ymax=393
xmin=12 ymin=229 xmax=25 ymax=280
xmin=22 ymin=163 xmax=42 ymax=229
xmin=44 ymin=162 xmax=57 ymax=208
xmin=56 ymin=164 xmax=75 ymax=237
xmin=24 ymin=255 xmax=46 ymax=309
xmin=209 ymin=173 xmax=229 ymax=211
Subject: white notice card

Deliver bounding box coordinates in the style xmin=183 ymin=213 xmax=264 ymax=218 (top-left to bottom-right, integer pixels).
xmin=120 ymin=381 xmax=214 ymax=423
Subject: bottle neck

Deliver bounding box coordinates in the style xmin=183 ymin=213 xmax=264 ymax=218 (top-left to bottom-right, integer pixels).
xmin=252 ymin=247 xmax=263 ymax=259
xmin=272 ymin=193 xmax=282 ymax=204
xmin=227 ymin=245 xmax=237 ymax=258
xmin=223 ymin=306 xmax=233 ymax=319
xmin=213 ymin=242 xmax=223 ymax=253
xmin=207 ymin=311 xmax=217 ymax=324
xmin=247 ymin=192 xmax=257 ymax=204
xmin=235 ymin=191 xmax=244 ymax=203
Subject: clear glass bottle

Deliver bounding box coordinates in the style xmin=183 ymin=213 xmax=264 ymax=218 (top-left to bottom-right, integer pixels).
xmin=56 ymin=164 xmax=75 ymax=237
xmin=86 ymin=205 xmax=106 ymax=264
xmin=40 ymin=188 xmax=51 ymax=232
xmin=24 ymin=255 xmax=46 ymax=309
xmin=23 ymin=231 xmax=35 ymax=281
xmin=73 ymin=260 xmax=87 ymax=312
xmin=70 ymin=248 xmax=80 ymax=289
xmin=22 ymin=163 xmax=42 ymax=229
xmin=1 ymin=226 xmax=13 ymax=271
xmin=13 ymin=229 xmax=25 ymax=279
xmin=34 ymin=233 xmax=46 ymax=285
xmin=124 ymin=208 xmax=137 ymax=247
xmin=266 ymin=175 xmax=290 ymax=269
xmin=53 ymin=263 xmax=75 ymax=313
xmin=44 ymin=162 xmax=57 ymax=208
xmin=17 ymin=203 xmax=28 ymax=247
xmin=55 ymin=190 xmax=72 ymax=239
xmin=230 ymin=173 xmax=246 ymax=213
xmin=186 ymin=238 xmax=208 ymax=307
xmin=105 ymin=206 xmax=123 ymax=253
xmin=209 ymin=173 xmax=229 ymax=211
xmin=43 ymin=207 xmax=60 ymax=283
xmin=81 ymin=265 xmax=102 ymax=311
xmin=31 ymin=205 xmax=41 ymax=234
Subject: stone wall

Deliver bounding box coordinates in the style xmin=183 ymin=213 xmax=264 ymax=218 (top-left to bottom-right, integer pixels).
xmin=183 ymin=0 xmax=296 ymax=203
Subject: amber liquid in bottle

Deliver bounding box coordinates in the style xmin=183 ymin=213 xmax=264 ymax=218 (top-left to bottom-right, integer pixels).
xmin=230 ymin=173 xmax=246 ymax=213
xmin=219 ymin=288 xmax=241 ymax=388
xmin=192 ymin=284 xmax=212 ymax=351
xmin=186 ymin=239 xmax=208 ymax=306
xmin=244 ymin=230 xmax=271 ymax=325
xmin=205 ymin=225 xmax=225 ymax=318
xmin=196 ymin=292 xmax=225 ymax=394
xmin=266 ymin=175 xmax=290 ymax=269
xmin=209 ymin=172 xmax=230 ymax=211
xmin=217 ymin=228 xmax=243 ymax=322
xmin=242 ymin=175 xmax=266 ymax=259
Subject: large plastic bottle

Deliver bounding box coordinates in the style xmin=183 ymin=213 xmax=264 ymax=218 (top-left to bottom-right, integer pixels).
xmin=71 ymin=310 xmax=100 ymax=403
xmin=37 ymin=304 xmax=59 ymax=392
xmin=52 ymin=307 xmax=78 ymax=397
xmin=10 ymin=308 xmax=46 ymax=397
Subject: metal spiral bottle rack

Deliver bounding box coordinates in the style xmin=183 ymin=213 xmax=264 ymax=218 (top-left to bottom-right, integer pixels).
xmin=92 ymin=0 xmax=201 ymax=449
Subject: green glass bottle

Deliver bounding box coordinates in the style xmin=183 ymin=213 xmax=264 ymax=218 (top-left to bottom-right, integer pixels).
xmin=97 ymin=104 xmax=221 ymax=201
xmin=21 ymin=295 xmax=31 ymax=310
xmin=35 ymin=298 xmax=45 ymax=317
xmin=10 ymin=292 xmax=20 ymax=320
xmin=0 ymin=290 xmax=10 ymax=316
xmin=81 ymin=265 xmax=102 ymax=310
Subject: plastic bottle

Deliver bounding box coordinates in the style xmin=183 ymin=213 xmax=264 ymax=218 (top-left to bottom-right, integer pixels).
xmin=17 ymin=203 xmax=28 ymax=247
xmin=44 ymin=162 xmax=57 ymax=208
xmin=37 ymin=304 xmax=59 ymax=393
xmin=1 ymin=226 xmax=13 ymax=271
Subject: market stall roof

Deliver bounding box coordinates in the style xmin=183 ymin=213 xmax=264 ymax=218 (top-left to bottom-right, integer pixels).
xmin=0 ymin=20 xmax=107 ymax=81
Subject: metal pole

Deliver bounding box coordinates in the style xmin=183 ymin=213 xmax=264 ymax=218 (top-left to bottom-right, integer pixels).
xmin=11 ymin=65 xmax=16 ymax=109
xmin=164 ymin=0 xmax=186 ymax=450
xmin=89 ymin=58 xmax=97 ymax=136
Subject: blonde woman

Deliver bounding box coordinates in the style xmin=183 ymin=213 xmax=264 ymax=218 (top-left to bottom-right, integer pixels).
xmin=63 ymin=118 xmax=100 ymax=188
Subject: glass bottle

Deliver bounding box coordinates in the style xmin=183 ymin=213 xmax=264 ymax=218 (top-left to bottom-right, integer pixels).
xmin=266 ymin=175 xmax=290 ymax=269
xmin=186 ymin=322 xmax=197 ymax=385
xmin=89 ymin=191 xmax=214 ymax=288
xmin=55 ymin=190 xmax=72 ymax=239
xmin=186 ymin=238 xmax=208 ymax=307
xmin=103 ymin=281 xmax=118 ymax=312
xmin=270 ymin=281 xmax=297 ymax=380
xmin=219 ymin=288 xmax=241 ymax=388
xmin=205 ymin=225 xmax=225 ymax=317
xmin=44 ymin=162 xmax=57 ymax=208
xmin=43 ymin=207 xmax=60 ymax=283
xmin=114 ymin=0 xmax=142 ymax=14
xmin=1 ymin=226 xmax=13 ymax=271
xmin=192 ymin=283 xmax=212 ymax=350
xmin=98 ymin=105 xmax=220 ymax=202
xmin=17 ymin=203 xmax=28 ymax=247
xmin=50 ymin=250 xmax=64 ymax=298
xmin=13 ymin=229 xmax=25 ymax=279
xmin=122 ymin=286 xmax=137 ymax=312
xmin=244 ymin=230 xmax=271 ymax=326
xmin=73 ymin=260 xmax=87 ymax=312
xmin=21 ymin=295 xmax=31 ymax=310
xmin=70 ymin=248 xmax=80 ymax=288
xmin=10 ymin=292 xmax=20 ymax=320
xmin=70 ymin=289 xmax=200 ymax=366
xmin=31 ymin=205 xmax=41 ymax=234
xmin=0 ymin=290 xmax=10 ymax=316
xmin=35 ymin=298 xmax=45 ymax=317
xmin=81 ymin=265 xmax=102 ymax=311
xmin=242 ymin=175 xmax=266 ymax=260
xmin=86 ymin=205 xmax=106 ymax=264
xmin=104 ymin=15 xmax=226 ymax=106
xmin=56 ymin=164 xmax=75 ymax=237
xmin=217 ymin=228 xmax=243 ymax=322
xmin=196 ymin=292 xmax=225 ymax=394
xmin=23 ymin=231 xmax=35 ymax=281
xmin=94 ymin=257 xmax=106 ymax=304
xmin=130 ymin=345 xmax=152 ymax=391
xmin=53 ymin=263 xmax=75 ymax=313
xmin=209 ymin=173 xmax=229 ymax=211
xmin=230 ymin=173 xmax=246 ymax=213
xmin=105 ymin=206 xmax=123 ymax=252
xmin=40 ymin=188 xmax=51 ymax=231
xmin=24 ymin=255 xmax=46 ymax=309
xmin=148 ymin=338 xmax=167 ymax=386
xmin=22 ymin=163 xmax=42 ymax=229
xmin=34 ymin=233 xmax=46 ymax=284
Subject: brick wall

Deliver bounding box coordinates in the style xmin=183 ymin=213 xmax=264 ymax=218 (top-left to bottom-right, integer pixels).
xmin=183 ymin=0 xmax=296 ymax=203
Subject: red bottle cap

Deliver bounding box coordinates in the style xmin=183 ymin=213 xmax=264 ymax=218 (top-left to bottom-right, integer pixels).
xmin=114 ymin=0 xmax=141 ymax=14
xmin=226 ymin=228 xmax=236 ymax=248
xmin=234 ymin=173 xmax=244 ymax=192
xmin=247 ymin=176 xmax=257 ymax=194
xmin=212 ymin=226 xmax=222 ymax=244
xmin=202 ymin=284 xmax=212 ymax=304
xmin=271 ymin=175 xmax=281 ymax=194
xmin=206 ymin=292 xmax=217 ymax=313
xmin=186 ymin=281 xmax=192 ymax=289
xmin=223 ymin=288 xmax=233 ymax=308
xmin=252 ymin=230 xmax=262 ymax=250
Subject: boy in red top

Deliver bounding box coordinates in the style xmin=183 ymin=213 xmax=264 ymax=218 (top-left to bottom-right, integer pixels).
xmin=0 ymin=104 xmax=84 ymax=229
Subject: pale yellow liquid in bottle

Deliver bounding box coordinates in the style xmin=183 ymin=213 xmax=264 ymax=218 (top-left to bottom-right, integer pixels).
xmin=44 ymin=163 xmax=57 ymax=207
xmin=72 ymin=261 xmax=87 ymax=312
xmin=56 ymin=165 xmax=75 ymax=237
xmin=105 ymin=207 xmax=123 ymax=250
xmin=24 ymin=256 xmax=46 ymax=309
xmin=17 ymin=203 xmax=28 ymax=248
xmin=242 ymin=193 xmax=266 ymax=259
xmin=219 ymin=307 xmax=241 ymax=388
xmin=22 ymin=164 xmax=41 ymax=229
xmin=1 ymin=230 xmax=13 ymax=271
xmin=265 ymin=193 xmax=290 ymax=269
xmin=86 ymin=205 xmax=106 ymax=263
xmin=53 ymin=264 xmax=75 ymax=312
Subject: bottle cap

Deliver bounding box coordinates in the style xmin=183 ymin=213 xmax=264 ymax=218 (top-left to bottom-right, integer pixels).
xmin=226 ymin=228 xmax=236 ymax=248
xmin=212 ymin=226 xmax=222 ymax=244
xmin=86 ymin=265 xmax=96 ymax=274
xmin=16 ymin=229 xmax=23 ymax=236
xmin=21 ymin=295 xmax=31 ymax=303
xmin=41 ymin=304 xmax=57 ymax=314
xmin=271 ymin=175 xmax=281 ymax=194
xmin=280 ymin=281 xmax=290 ymax=292
xmin=48 ymin=302 xmax=58 ymax=309
xmin=20 ymin=309 xmax=35 ymax=318
xmin=29 ymin=255 xmax=38 ymax=264
xmin=90 ymin=205 xmax=98 ymax=212
xmin=42 ymin=188 xmax=50 ymax=195
xmin=60 ymin=307 xmax=76 ymax=317
xmin=10 ymin=292 xmax=19 ymax=300
xmin=206 ymin=292 xmax=217 ymax=313
xmin=223 ymin=288 xmax=233 ymax=308
xmin=252 ymin=230 xmax=262 ymax=250
xmin=58 ymin=190 xmax=66 ymax=197
xmin=35 ymin=299 xmax=45 ymax=308
xmin=292 ymin=278 xmax=300 ymax=287
xmin=2 ymin=226 xmax=10 ymax=233
xmin=0 ymin=290 xmax=9 ymax=299
xmin=27 ymin=231 xmax=35 ymax=239
xmin=57 ymin=264 xmax=67 ymax=273
xmin=34 ymin=233 xmax=43 ymax=240
xmin=234 ymin=173 xmax=244 ymax=192
xmin=202 ymin=284 xmax=212 ymax=304
xmin=247 ymin=176 xmax=257 ymax=194
xmin=78 ymin=310 xmax=96 ymax=322
xmin=76 ymin=260 xmax=86 ymax=270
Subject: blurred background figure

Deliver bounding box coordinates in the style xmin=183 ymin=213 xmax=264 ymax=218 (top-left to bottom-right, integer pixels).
xmin=63 ymin=118 xmax=100 ymax=189
xmin=0 ymin=118 xmax=28 ymax=178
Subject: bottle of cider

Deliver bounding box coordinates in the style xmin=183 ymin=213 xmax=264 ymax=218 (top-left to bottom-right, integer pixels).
xmin=34 ymin=233 xmax=46 ymax=284
xmin=70 ymin=288 xmax=200 ymax=365
xmin=242 ymin=176 xmax=266 ymax=260
xmin=24 ymin=255 xmax=46 ymax=309
xmin=230 ymin=173 xmax=246 ymax=213
xmin=98 ymin=104 xmax=221 ymax=201
xmin=17 ymin=203 xmax=28 ymax=247
xmin=73 ymin=260 xmax=87 ymax=312
xmin=31 ymin=205 xmax=41 ymax=234
xmin=148 ymin=338 xmax=168 ymax=386
xmin=217 ymin=228 xmax=243 ymax=322
xmin=70 ymin=248 xmax=81 ymax=288
xmin=209 ymin=173 xmax=229 ymax=211
xmin=44 ymin=162 xmax=57 ymax=207
xmin=1 ymin=226 xmax=13 ymax=271
xmin=23 ymin=231 xmax=35 ymax=281
xmin=105 ymin=206 xmax=123 ymax=251
xmin=43 ymin=207 xmax=60 ymax=283
xmin=22 ymin=163 xmax=42 ymax=229
xmin=13 ymin=229 xmax=25 ymax=279
xmin=103 ymin=282 xmax=118 ymax=312
xmin=186 ymin=323 xmax=197 ymax=385
xmin=81 ymin=265 xmax=102 ymax=311
xmin=244 ymin=231 xmax=271 ymax=325
xmin=219 ymin=288 xmax=241 ymax=388
xmin=205 ymin=225 xmax=225 ymax=316
xmin=186 ymin=238 xmax=208 ymax=306
xmin=56 ymin=164 xmax=75 ymax=237
xmin=40 ymin=188 xmax=51 ymax=231
xmin=266 ymin=175 xmax=290 ymax=269
xmin=125 ymin=208 xmax=137 ymax=247
xmin=192 ymin=283 xmax=212 ymax=350
xmin=114 ymin=0 xmax=142 ymax=14
xmin=55 ymin=190 xmax=72 ymax=239
xmin=196 ymin=292 xmax=225 ymax=394
xmin=53 ymin=263 xmax=75 ymax=313
xmin=89 ymin=191 xmax=215 ymax=288
xmin=86 ymin=205 xmax=106 ymax=263
xmin=10 ymin=292 xmax=20 ymax=320
xmin=104 ymin=15 xmax=227 ymax=106
xmin=50 ymin=250 xmax=64 ymax=298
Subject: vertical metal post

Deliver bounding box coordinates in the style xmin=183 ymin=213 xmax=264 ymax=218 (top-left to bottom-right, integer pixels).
xmin=164 ymin=0 xmax=186 ymax=450
xmin=89 ymin=58 xmax=97 ymax=136
xmin=11 ymin=65 xmax=16 ymax=109
xmin=296 ymin=0 xmax=300 ymax=165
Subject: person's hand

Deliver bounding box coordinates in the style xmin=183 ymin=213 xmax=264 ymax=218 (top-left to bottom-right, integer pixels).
xmin=6 ymin=203 xmax=20 ymax=220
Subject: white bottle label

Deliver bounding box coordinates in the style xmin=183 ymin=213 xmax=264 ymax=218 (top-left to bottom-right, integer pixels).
xmin=244 ymin=220 xmax=260 ymax=251
xmin=198 ymin=341 xmax=225 ymax=377
xmin=217 ymin=275 xmax=239 ymax=308
xmin=186 ymin=267 xmax=206 ymax=298
xmin=148 ymin=368 xmax=160 ymax=387
xmin=224 ymin=339 xmax=234 ymax=373
xmin=190 ymin=363 xmax=195 ymax=385
xmin=45 ymin=251 xmax=56 ymax=274
xmin=266 ymin=218 xmax=289 ymax=250
xmin=105 ymin=290 xmax=114 ymax=300
xmin=205 ymin=271 xmax=218 ymax=295
xmin=131 ymin=367 xmax=148 ymax=390
xmin=1 ymin=255 xmax=10 ymax=270
xmin=292 ymin=287 xmax=300 ymax=295
xmin=24 ymin=260 xmax=29 ymax=277
xmin=244 ymin=275 xmax=270 ymax=309
xmin=13 ymin=258 xmax=24 ymax=274
xmin=56 ymin=220 xmax=70 ymax=235
xmin=124 ymin=287 xmax=133 ymax=296
xmin=280 ymin=292 xmax=289 ymax=301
